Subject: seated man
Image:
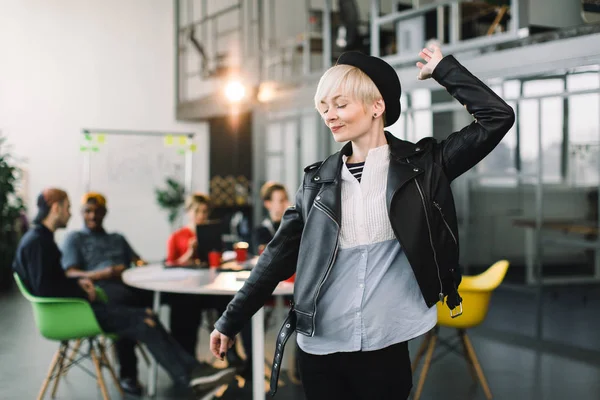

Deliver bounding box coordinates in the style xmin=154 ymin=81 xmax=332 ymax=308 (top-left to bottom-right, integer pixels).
xmin=12 ymin=189 xmax=235 ymax=398
xmin=60 ymin=192 xmax=158 ymax=394
xmin=253 ymin=182 xmax=290 ymax=254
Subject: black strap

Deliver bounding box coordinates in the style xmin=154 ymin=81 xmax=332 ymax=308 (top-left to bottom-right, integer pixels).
xmin=446 ymin=287 xmax=462 ymax=309
xmin=269 ymin=308 xmax=297 ymax=396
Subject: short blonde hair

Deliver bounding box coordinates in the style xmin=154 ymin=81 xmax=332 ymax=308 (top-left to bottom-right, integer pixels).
xmin=314 ymin=64 xmax=384 ymax=114
xmin=185 ymin=193 xmax=211 ymax=211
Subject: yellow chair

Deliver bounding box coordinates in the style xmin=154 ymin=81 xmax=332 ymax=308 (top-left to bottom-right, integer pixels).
xmin=411 ymin=260 xmax=510 ymax=400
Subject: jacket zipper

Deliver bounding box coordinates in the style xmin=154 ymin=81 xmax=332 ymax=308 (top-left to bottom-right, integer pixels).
xmin=413 ymin=179 xmax=444 ymax=304
xmin=433 ymin=201 xmax=458 ymax=246
xmin=311 ymin=202 xmax=340 ymax=336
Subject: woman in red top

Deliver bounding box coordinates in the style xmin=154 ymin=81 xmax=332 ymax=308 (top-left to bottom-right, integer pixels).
xmin=166 ymin=193 xmax=248 ymax=371
xmin=166 ymin=193 xmax=210 ymax=265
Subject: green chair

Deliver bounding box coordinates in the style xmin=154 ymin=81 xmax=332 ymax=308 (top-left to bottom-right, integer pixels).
xmin=14 ymin=273 xmax=123 ymax=400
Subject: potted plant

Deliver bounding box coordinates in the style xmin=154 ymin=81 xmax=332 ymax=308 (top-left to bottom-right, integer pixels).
xmin=0 ymin=135 xmax=26 ymax=291
xmin=155 ymin=177 xmax=185 ymax=230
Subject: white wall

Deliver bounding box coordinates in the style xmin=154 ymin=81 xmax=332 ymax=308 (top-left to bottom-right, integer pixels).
xmin=0 ymin=0 xmax=210 ymax=260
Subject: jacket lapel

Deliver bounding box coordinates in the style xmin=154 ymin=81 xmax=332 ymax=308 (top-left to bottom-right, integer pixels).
xmin=386 ymin=155 xmax=423 ymax=211
xmin=310 ymin=145 xmax=348 ymax=225
xmin=385 ymin=131 xmax=427 ymax=210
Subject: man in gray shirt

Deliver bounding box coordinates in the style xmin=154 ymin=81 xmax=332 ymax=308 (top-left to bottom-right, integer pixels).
xmin=61 ymin=193 xmax=162 ymax=395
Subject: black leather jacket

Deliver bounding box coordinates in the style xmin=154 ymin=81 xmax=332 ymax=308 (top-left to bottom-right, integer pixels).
xmin=215 ymin=55 xmax=514 ymax=392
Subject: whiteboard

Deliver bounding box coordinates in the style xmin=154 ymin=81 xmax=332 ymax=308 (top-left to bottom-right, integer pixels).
xmin=84 ymin=133 xmax=194 ymax=262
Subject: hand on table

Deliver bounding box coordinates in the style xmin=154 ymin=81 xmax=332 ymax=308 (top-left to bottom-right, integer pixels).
xmin=112 ymin=264 xmax=126 ymax=278
xmin=134 ymin=259 xmax=148 ymax=267
xmin=188 ymin=237 xmax=198 ymax=251
xmin=417 ymin=44 xmax=444 ymax=80
xmin=210 ymin=329 xmax=235 ymax=360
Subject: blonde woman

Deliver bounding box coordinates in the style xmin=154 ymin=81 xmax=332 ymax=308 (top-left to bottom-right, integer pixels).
xmin=210 ymin=46 xmax=514 ymax=399
xmin=166 ymin=193 xmax=211 ymax=266
xmin=166 ymin=193 xmax=248 ymax=371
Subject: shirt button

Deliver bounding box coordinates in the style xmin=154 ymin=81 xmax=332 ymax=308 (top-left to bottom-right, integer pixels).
xmin=359 ymin=283 xmax=364 ymax=288
xmin=356 ymin=312 xmax=361 ymax=316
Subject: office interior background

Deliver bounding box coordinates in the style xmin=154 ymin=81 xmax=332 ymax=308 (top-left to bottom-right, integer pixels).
xmin=1 ymin=0 xmax=600 ymax=399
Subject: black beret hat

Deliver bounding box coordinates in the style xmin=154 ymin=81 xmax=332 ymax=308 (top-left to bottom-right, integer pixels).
xmin=336 ymin=51 xmax=402 ymax=127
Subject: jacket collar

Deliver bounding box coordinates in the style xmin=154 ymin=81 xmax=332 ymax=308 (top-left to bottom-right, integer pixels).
xmin=310 ymin=131 xmax=423 ymax=183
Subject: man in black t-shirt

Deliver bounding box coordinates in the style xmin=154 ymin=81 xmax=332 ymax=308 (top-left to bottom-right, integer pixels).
xmin=253 ymin=182 xmax=289 ymax=254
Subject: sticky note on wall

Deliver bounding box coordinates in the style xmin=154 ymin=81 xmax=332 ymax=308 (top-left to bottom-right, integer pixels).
xmin=164 ymin=135 xmax=174 ymax=146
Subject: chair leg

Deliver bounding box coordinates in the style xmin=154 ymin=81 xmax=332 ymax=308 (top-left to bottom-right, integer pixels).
xmin=458 ymin=330 xmax=478 ymax=381
xmin=98 ymin=341 xmax=124 ymax=396
xmin=37 ymin=346 xmax=63 ymax=400
xmin=90 ymin=342 xmax=111 ymax=400
xmin=50 ymin=342 xmax=68 ymax=398
xmin=62 ymin=339 xmax=82 ymax=377
xmin=411 ymin=331 xmax=432 ymax=373
xmin=413 ymin=329 xmax=438 ymax=400
xmin=462 ymin=332 xmax=493 ymax=400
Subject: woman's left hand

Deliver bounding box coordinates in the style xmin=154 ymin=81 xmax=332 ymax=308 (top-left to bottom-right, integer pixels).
xmin=417 ymin=45 xmax=444 ymax=80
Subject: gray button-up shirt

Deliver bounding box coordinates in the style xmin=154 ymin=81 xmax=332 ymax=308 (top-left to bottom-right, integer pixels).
xmin=297 ymin=145 xmax=436 ymax=355
xmin=61 ymin=228 xmax=137 ymax=271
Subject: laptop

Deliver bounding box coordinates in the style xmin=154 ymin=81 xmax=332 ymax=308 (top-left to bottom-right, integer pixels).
xmin=195 ymin=221 xmax=225 ymax=263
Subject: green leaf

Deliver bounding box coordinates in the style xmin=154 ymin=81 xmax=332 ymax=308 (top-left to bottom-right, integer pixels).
xmin=155 ymin=178 xmax=185 ymax=225
xmin=0 ymin=132 xmax=26 ymax=283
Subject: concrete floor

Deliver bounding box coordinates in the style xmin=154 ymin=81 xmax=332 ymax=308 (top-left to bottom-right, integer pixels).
xmin=1 ymin=283 xmax=599 ymax=400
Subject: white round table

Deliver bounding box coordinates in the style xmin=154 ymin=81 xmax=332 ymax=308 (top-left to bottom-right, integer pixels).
xmin=122 ymin=264 xmax=293 ymax=399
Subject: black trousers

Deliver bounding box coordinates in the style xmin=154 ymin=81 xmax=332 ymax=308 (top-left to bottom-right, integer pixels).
xmin=92 ymin=303 xmax=199 ymax=387
xmin=297 ymin=341 xmax=412 ymax=400
xmin=97 ymin=280 xmax=203 ymax=380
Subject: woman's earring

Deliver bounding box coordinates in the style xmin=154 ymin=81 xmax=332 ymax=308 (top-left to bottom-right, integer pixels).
xmin=373 ymin=113 xmax=377 ymax=118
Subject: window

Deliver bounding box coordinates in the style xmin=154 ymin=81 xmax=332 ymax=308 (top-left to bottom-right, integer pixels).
xmin=567 ymin=71 xmax=600 ymax=185
xmin=474 ymin=83 xmax=518 ymax=184
xmin=411 ymin=89 xmax=432 ymax=142
xmin=476 ymin=99 xmax=518 ymax=181
xmin=518 ymin=79 xmax=564 ymax=183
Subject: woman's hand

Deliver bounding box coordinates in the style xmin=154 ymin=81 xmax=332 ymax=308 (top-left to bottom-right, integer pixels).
xmin=188 ymin=237 xmax=198 ymax=251
xmin=416 ymin=45 xmax=444 ymax=80
xmin=210 ymin=329 xmax=235 ymax=360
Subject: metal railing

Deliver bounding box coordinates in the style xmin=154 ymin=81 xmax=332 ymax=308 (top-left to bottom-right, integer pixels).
xmin=371 ymin=0 xmax=524 ymax=67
